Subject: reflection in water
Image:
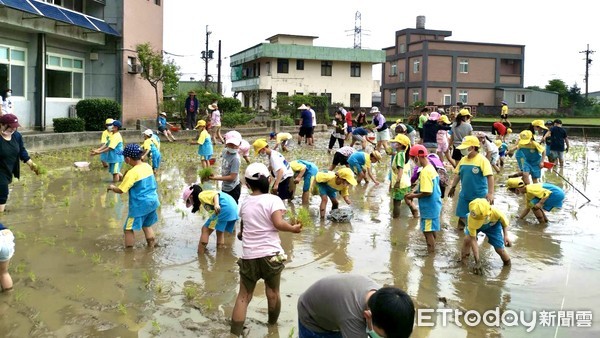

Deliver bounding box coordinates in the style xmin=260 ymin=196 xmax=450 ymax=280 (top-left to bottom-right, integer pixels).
xmin=2 ymin=139 xmax=600 ymax=337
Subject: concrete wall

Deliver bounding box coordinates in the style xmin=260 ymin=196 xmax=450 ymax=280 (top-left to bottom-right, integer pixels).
xmin=121 ymin=0 xmax=164 ymax=125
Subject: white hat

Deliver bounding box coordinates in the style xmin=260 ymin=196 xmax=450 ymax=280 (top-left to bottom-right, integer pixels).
xmin=298 ymin=104 xmax=308 ymax=110
xmin=245 ymin=162 xmax=270 ymax=180
xmin=159 ymin=112 xmax=167 ymax=116
xmin=226 ymin=136 xmax=241 ymax=146
xmin=370 ymin=106 xmax=380 ymax=113
xmin=143 ymin=129 xmax=153 ymax=136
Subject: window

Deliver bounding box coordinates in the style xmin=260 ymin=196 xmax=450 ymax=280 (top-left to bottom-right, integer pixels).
xmin=296 ymin=59 xmax=304 ymax=70
xmin=154 ymin=0 xmax=161 ymax=5
xmin=46 ymin=53 xmax=84 ymax=99
xmin=321 ymin=61 xmax=332 ymax=76
xmin=350 ymin=62 xmax=361 ymax=77
xmin=516 ymin=94 xmax=526 ymax=103
xmin=390 ymin=64 xmax=397 ymax=76
xmin=443 ymin=94 xmax=451 ymax=105
xmin=277 ymin=59 xmax=288 ymax=74
xmin=413 ymin=59 xmax=420 ymax=73
xmin=399 ymin=44 xmax=406 ymax=53
xmin=277 ymin=92 xmax=288 ymax=97
xmin=412 ymin=90 xmax=419 ymax=102
xmin=399 ymin=72 xmax=405 ymax=82
xmin=390 ymin=91 xmax=397 ymax=105
xmin=265 ymin=62 xmax=271 ymax=76
xmin=459 ymin=59 xmax=469 ymax=73
xmin=127 ymin=56 xmax=136 ymax=73
xmin=350 ymin=93 xmax=360 ymax=106
xmin=458 ymin=90 xmax=468 ymax=104
xmin=321 ymin=92 xmax=332 ymax=104
xmin=0 ymin=45 xmax=27 ymax=97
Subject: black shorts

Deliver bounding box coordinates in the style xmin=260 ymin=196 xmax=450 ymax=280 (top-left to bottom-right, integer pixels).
xmin=500 ymin=114 xmax=508 ymax=120
xmin=332 ymin=152 xmax=349 ymax=167
xmin=299 ymin=126 xmax=313 ymax=137
xmin=451 ymin=147 xmax=463 ymax=161
xmin=0 ymin=182 xmax=9 ymax=204
xmin=158 ymin=126 xmax=166 ymax=132
xmin=237 ymin=256 xmax=284 ymax=293
xmin=277 ymin=177 xmax=293 ymax=200
xmin=223 ymin=183 xmax=241 ymax=204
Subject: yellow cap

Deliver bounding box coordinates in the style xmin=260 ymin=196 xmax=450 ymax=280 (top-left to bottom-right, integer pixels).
xmin=252 ymin=138 xmax=268 ymax=155
xmin=195 ymin=120 xmax=206 ymax=129
xmin=531 ymin=120 xmax=548 ymax=130
xmin=396 ymin=118 xmax=403 ymax=124
xmin=494 ymin=139 xmax=502 ymax=147
xmin=506 ymin=128 xmax=512 ymax=134
xmin=336 ymin=168 xmax=357 ymax=186
xmin=440 ymin=115 xmax=451 ymax=124
xmin=456 ymin=135 xmax=480 ymax=149
xmin=506 ymin=177 xmax=525 ymax=189
xmin=105 ymin=118 xmax=114 ymax=125
xmin=390 ymin=134 xmax=411 ymax=147
xmin=370 ymin=150 xmax=382 ymax=162
xmin=459 ymin=108 xmax=472 ymax=117
xmin=468 ymin=198 xmax=492 ymax=231
xmin=518 ymin=130 xmax=533 ymax=145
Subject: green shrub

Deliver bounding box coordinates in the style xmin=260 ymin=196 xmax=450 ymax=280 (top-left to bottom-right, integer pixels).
xmin=280 ymin=116 xmax=295 ymax=126
xmin=76 ymin=98 xmax=122 ymax=131
xmin=218 ymin=97 xmax=242 ymax=114
xmin=221 ymin=112 xmax=256 ymax=128
xmin=52 ymin=118 xmax=85 ymax=133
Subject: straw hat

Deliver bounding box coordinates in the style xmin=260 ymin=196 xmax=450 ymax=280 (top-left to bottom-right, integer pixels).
xmin=370 ymin=150 xmax=382 ymax=162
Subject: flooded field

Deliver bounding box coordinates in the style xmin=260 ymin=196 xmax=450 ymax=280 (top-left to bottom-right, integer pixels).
xmin=1 ymin=134 xmax=599 ymax=337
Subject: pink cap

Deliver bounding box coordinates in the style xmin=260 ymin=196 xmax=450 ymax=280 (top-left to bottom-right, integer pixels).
xmin=428 ymin=112 xmax=441 ymax=121
xmin=182 ymin=186 xmax=193 ymax=207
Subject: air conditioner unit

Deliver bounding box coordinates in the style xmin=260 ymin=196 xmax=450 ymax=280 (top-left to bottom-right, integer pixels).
xmin=68 ymin=105 xmax=77 ymax=118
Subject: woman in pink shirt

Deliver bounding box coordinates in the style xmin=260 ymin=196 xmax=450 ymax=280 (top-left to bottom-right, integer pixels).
xmin=209 ymin=103 xmax=225 ymax=144
xmin=230 ymin=163 xmax=302 ymax=336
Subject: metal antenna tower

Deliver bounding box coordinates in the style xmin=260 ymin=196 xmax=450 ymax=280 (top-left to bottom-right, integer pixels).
xmin=345 ymin=11 xmax=369 ymax=49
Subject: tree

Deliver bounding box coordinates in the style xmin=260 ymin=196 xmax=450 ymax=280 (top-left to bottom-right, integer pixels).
xmin=545 ymin=79 xmax=569 ymax=107
xmin=136 ymin=42 xmax=180 ymax=114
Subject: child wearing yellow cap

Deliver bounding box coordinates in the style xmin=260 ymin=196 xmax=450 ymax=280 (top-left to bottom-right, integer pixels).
xmin=506 ymin=177 xmax=564 ymax=225
xmin=448 ymin=136 xmax=495 ymax=230
xmin=190 ymin=120 xmax=212 ymax=168
xmin=508 ymin=130 xmax=545 ymax=183
xmin=99 ymin=118 xmax=114 ymax=168
xmin=460 ymin=198 xmax=511 ymax=274
xmin=315 ymin=168 xmax=357 ymax=219
xmin=389 ymin=134 xmax=415 ymax=218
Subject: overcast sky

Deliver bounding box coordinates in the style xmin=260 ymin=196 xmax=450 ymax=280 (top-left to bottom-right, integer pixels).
xmin=163 ymin=0 xmax=599 ymax=96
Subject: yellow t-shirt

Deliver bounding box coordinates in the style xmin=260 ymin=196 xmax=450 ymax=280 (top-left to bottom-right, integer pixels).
xmin=108 ymin=131 xmax=123 ymax=149
xmin=418 ymin=164 xmax=437 ymax=194
xmin=101 ymin=130 xmax=111 ymax=144
xmin=315 ymin=172 xmax=350 ymax=197
xmin=525 ymin=183 xmax=551 ymax=202
xmin=199 ymin=190 xmax=218 ymax=205
xmin=277 ymin=132 xmax=293 ymax=144
xmin=197 ymin=129 xmax=210 ymax=145
xmin=467 ymin=207 xmax=508 ymax=237
xmin=142 ymin=138 xmax=153 ymax=151
xmin=501 ymin=105 xmax=508 ymax=116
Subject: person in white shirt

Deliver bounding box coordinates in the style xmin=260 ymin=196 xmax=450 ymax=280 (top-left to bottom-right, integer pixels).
xmin=1 ymin=89 xmax=14 ymax=115
xmin=476 ymin=132 xmax=501 ymax=173
xmin=253 ymin=139 xmax=294 ymax=202
xmin=230 ymin=163 xmax=302 ymax=336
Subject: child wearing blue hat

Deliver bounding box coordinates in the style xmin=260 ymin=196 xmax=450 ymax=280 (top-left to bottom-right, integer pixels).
xmin=0 ymin=223 xmax=15 ymax=291
xmin=107 ymin=143 xmax=160 ymax=248
xmin=91 ymin=120 xmax=125 ymax=182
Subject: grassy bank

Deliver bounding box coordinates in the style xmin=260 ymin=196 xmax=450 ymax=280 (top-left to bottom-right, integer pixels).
xmin=471 ymin=117 xmax=600 ymax=126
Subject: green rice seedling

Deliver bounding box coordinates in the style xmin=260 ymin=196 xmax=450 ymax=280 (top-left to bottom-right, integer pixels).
xmin=151 ymin=320 xmax=161 ymax=334
xmin=183 ymin=286 xmax=197 ymax=301
xmin=91 ymin=253 xmax=102 ymax=265
xmin=14 ymin=290 xmax=25 ymax=302
xmin=14 ymin=262 xmax=26 ymax=274
xmin=80 ymin=249 xmax=87 ymax=257
xmin=155 ymin=283 xmax=164 ymax=294
xmin=285 ymin=210 xmax=297 ymax=224
xmin=203 ymin=298 xmax=213 ymax=310
xmin=117 ymin=303 xmax=127 ymax=315
xmin=142 ymin=271 xmax=152 ymax=289
xmin=198 ymin=167 xmax=214 ymax=183
xmin=63 ymin=197 xmax=70 ymax=207
xmin=65 ymin=246 xmax=76 ymax=254
xmin=112 ymin=266 xmax=123 ymax=277
xmin=296 ymin=208 xmax=313 ymax=227
xmin=288 ymin=327 xmax=295 ymax=338
xmin=35 ymin=164 xmax=48 ymax=175
xmin=76 ymin=285 xmax=85 ymax=298
xmin=14 ymin=231 xmax=26 ymax=240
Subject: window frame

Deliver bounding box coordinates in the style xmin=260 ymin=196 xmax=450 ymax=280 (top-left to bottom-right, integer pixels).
xmin=413 ymin=59 xmax=420 ymax=73
xmin=321 ymin=61 xmax=332 ymax=76
xmin=350 ymin=62 xmax=361 ymax=77
xmin=399 ymin=72 xmax=405 ymax=82
xmin=390 ymin=91 xmax=397 ymax=105
xmin=45 ymin=52 xmax=85 ymax=99
xmin=277 ymin=58 xmax=289 ymax=74
xmin=0 ymin=44 xmax=27 ymax=98
xmin=296 ymin=59 xmax=304 ymax=71
xmin=458 ymin=90 xmax=468 ymax=104
xmin=412 ymin=90 xmax=419 ymax=102
xmin=390 ymin=64 xmax=397 ymax=76
xmin=516 ymin=94 xmax=526 ymax=103
xmin=459 ymin=59 xmax=469 ymax=74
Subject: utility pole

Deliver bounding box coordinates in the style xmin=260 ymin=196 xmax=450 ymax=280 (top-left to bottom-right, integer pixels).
xmin=217 ymin=40 xmax=222 ymax=95
xmin=579 ymin=44 xmax=595 ymax=98
xmin=201 ymin=25 xmax=214 ymax=90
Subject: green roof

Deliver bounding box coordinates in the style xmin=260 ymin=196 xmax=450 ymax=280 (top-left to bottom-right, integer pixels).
xmin=230 ymin=43 xmax=385 ymax=66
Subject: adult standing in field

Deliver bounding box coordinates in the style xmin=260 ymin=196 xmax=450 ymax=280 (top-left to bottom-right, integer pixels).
xmin=308 ymin=103 xmax=317 ymax=145
xmin=298 ymin=104 xmax=313 ymax=146
xmin=184 ymin=91 xmax=199 ymax=130
xmin=449 ymin=109 xmax=473 ymax=163
xmin=0 ymin=114 xmax=40 ymax=212
xmin=543 ymin=119 xmax=570 ymax=167
xmin=371 ymin=106 xmax=390 ymax=152
xmin=355 ymin=108 xmax=367 ymax=127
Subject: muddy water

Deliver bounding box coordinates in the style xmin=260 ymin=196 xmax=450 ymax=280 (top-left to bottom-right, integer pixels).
xmin=0 ymin=137 xmax=599 ymax=337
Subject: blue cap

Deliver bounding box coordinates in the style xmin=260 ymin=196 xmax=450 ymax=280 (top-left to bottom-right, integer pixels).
xmin=112 ymin=120 xmax=122 ymax=128
xmin=118 ymin=143 xmax=143 ymax=159
xmin=269 ymin=132 xmax=276 ymax=139
xmin=0 ymin=223 xmax=6 ymax=231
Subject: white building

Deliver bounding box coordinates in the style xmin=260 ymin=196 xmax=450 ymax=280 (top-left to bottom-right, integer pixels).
xmin=230 ymin=34 xmax=385 ymax=110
